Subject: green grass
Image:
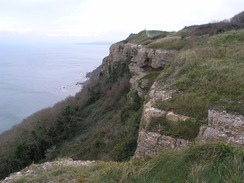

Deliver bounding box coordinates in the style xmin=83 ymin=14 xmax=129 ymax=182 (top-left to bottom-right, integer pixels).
xmin=176 ymin=25 xmax=199 ymax=38
xmin=147 ymin=30 xmax=173 ymax=38
xmin=146 ymin=36 xmax=189 ymax=50
xmin=12 ymin=143 xmax=244 ymax=183
xmin=125 ymin=30 xmax=150 ymax=44
xmin=211 ymin=32 xmax=244 ymax=47
xmin=154 ymin=30 xmax=244 ymax=119
xmin=147 ymin=115 xmax=204 ymax=140
xmin=125 ymin=30 xmax=173 ymax=45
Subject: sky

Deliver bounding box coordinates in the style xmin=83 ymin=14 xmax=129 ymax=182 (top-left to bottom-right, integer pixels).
xmin=0 ymin=0 xmax=243 ymax=44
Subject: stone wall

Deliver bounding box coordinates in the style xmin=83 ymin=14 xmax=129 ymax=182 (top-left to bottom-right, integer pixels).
xmin=197 ymin=110 xmax=244 ymax=146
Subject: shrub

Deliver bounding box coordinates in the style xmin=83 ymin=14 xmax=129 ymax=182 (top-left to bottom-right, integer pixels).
xmin=113 ymin=138 xmax=137 ymax=161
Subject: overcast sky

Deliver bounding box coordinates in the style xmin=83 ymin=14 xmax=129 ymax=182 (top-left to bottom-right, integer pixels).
xmin=0 ymin=0 xmax=243 ymax=44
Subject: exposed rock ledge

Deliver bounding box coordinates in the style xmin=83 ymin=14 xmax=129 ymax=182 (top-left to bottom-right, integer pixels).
xmin=134 ymin=129 xmax=189 ymax=158
xmin=197 ymin=110 xmax=244 ymax=146
xmin=134 ymin=87 xmax=191 ymax=159
xmin=134 ymin=108 xmax=244 ymax=159
xmin=102 ymin=43 xmax=177 ymax=71
xmin=134 ymin=81 xmax=244 ymax=159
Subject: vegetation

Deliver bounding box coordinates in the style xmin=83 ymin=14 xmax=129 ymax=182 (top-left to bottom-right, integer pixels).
xmin=124 ymin=30 xmax=173 ymax=45
xmin=154 ymin=30 xmax=244 ymax=119
xmin=0 ymin=55 xmax=143 ymax=179
xmin=147 ymin=115 xmax=203 ymax=140
xmin=127 ymin=11 xmax=244 ymax=50
xmin=178 ymin=11 xmax=244 ymax=39
xmin=11 ymin=143 xmax=244 ymax=183
xmin=146 ymin=36 xmax=189 ymax=50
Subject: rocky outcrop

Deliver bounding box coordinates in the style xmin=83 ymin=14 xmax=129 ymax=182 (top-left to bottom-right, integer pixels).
xmin=102 ymin=43 xmax=139 ymax=71
xmin=132 ymin=48 xmax=177 ymax=69
xmin=102 ymin=42 xmax=244 ymax=160
xmin=101 ymin=43 xmax=178 ymax=96
xmin=197 ymin=110 xmax=244 ymax=146
xmin=83 ymin=41 xmax=244 ymax=160
xmin=134 ymin=129 xmax=189 ymax=158
xmin=135 ymin=107 xmax=244 ymax=159
xmin=102 ymin=42 xmax=177 ymax=71
xmin=134 ymin=82 xmax=190 ymax=159
xmin=129 ymin=46 xmax=177 ymax=97
xmin=101 ymin=42 xmax=191 ymax=159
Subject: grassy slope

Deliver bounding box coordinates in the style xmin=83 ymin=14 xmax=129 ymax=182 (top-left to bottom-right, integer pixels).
xmin=154 ymin=30 xmax=244 ymax=120
xmin=126 ymin=28 xmax=244 ymax=141
xmin=11 ymin=143 xmax=244 ymax=183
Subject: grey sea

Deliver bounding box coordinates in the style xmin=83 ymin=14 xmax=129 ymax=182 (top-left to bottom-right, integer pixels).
xmin=0 ymin=43 xmax=110 ymax=134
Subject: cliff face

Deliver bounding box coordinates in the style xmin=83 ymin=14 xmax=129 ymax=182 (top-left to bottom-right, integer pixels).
xmin=197 ymin=110 xmax=244 ymax=146
xmin=101 ymin=42 xmax=177 ymax=97
xmin=100 ymin=31 xmax=244 ymax=159
xmin=98 ymin=42 xmax=191 ymax=158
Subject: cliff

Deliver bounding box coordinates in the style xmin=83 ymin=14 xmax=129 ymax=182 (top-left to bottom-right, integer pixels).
xmin=1 ymin=12 xmax=244 ymax=182
xmin=100 ymin=37 xmax=244 ymax=159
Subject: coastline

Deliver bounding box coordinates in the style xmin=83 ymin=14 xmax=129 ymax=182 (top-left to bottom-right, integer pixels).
xmin=0 ymin=44 xmax=110 ymax=134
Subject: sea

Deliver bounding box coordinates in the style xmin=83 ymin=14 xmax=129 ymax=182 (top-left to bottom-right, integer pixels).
xmin=0 ymin=43 xmax=111 ymax=134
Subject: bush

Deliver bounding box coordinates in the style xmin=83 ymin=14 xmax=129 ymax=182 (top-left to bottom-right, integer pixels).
xmin=113 ymin=138 xmax=137 ymax=161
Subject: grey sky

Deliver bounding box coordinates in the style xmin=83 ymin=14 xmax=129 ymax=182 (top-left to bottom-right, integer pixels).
xmin=0 ymin=0 xmax=243 ymax=44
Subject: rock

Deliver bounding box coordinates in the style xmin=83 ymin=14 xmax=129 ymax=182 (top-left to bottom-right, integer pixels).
xmin=132 ymin=48 xmax=177 ymax=70
xmin=134 ymin=129 xmax=189 ymax=159
xmin=141 ymin=102 xmax=166 ymax=128
xmin=73 ymin=42 xmax=180 ymax=160
xmin=140 ymin=78 xmax=150 ymax=89
xmin=134 ymin=79 xmax=191 ymax=159
xmin=129 ymin=46 xmax=177 ymax=96
xmin=166 ymin=111 xmax=189 ymax=122
xmin=148 ymin=83 xmax=175 ymax=103
xmin=101 ymin=42 xmax=177 ymax=97
xmin=196 ymin=110 xmax=244 ymax=146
